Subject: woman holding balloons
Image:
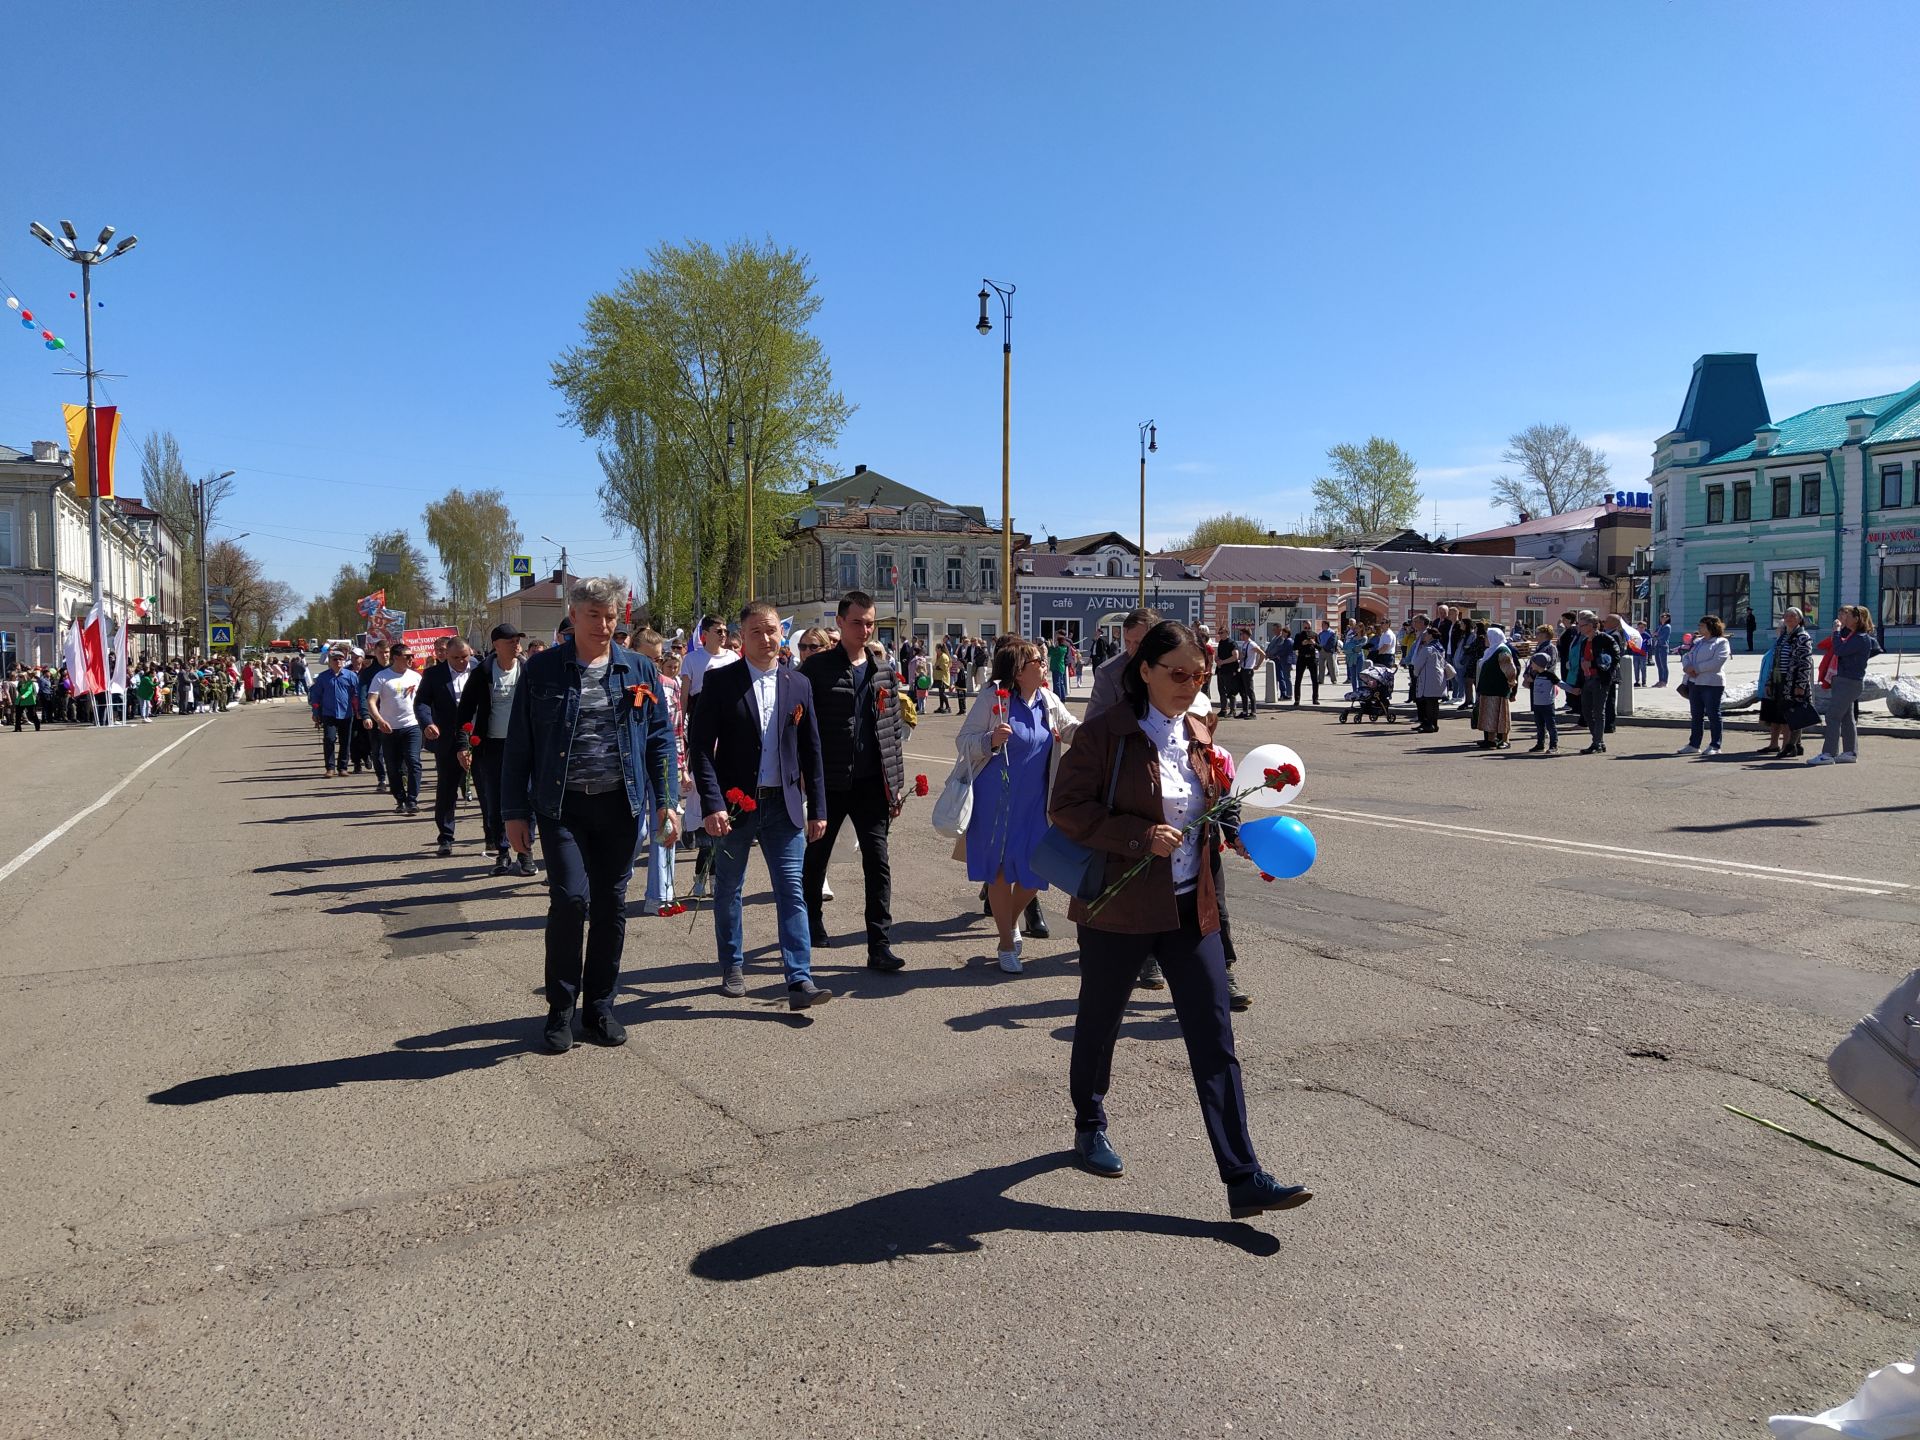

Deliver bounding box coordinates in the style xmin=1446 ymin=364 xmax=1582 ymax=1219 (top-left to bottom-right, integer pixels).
xmin=1049 ymin=620 xmax=1312 ymax=1219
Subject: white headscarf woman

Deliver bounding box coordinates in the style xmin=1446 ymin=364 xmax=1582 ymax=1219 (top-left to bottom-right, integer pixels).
xmin=1474 ymin=626 xmax=1519 ymax=749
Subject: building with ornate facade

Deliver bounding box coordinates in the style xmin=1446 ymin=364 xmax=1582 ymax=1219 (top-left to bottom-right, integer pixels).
xmin=760 ymin=466 xmax=1026 ymax=648
xmin=0 ymin=439 xmax=182 ymax=670
xmin=1012 ymin=535 xmax=1205 ymax=643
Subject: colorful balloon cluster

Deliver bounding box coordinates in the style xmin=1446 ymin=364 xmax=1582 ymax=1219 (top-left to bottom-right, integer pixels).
xmin=4 ymin=293 xmax=68 ymax=350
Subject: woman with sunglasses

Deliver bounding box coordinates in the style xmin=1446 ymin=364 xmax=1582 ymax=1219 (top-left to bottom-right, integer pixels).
xmin=1050 ymin=621 xmax=1310 ymax=1219
xmin=955 ymin=638 xmax=1079 ymax=973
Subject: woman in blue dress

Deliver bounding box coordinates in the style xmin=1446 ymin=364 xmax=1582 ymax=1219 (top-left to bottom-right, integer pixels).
xmin=956 ymin=639 xmax=1080 ymax=973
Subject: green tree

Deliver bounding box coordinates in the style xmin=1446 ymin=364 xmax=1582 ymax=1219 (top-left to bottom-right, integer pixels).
xmin=204 ymin=539 xmax=294 ymax=647
xmin=137 ymin=431 xmax=199 ymax=605
xmin=422 ymin=488 xmax=523 ymax=636
xmin=552 ymin=237 xmax=853 ymax=622
xmin=1177 ymin=512 xmax=1275 ymax=549
xmin=1312 ymin=438 xmax=1422 ymax=540
xmin=1493 ymin=422 xmax=1611 ymax=519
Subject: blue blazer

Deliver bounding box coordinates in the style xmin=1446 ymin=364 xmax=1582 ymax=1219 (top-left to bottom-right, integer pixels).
xmin=686 ymin=659 xmax=826 ymax=831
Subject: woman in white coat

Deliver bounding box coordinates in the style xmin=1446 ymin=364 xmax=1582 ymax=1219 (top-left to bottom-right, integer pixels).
xmin=1677 ymin=613 xmax=1731 ymax=756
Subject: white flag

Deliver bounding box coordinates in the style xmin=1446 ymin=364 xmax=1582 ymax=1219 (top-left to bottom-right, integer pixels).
xmin=108 ymin=615 xmax=129 ymax=695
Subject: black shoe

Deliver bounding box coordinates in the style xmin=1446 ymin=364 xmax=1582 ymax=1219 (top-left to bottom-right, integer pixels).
xmin=1073 ymin=1129 xmax=1124 ymax=1177
xmin=866 ymin=949 xmax=906 ymax=973
xmin=583 ymin=1009 xmax=627 ymax=1047
xmin=1527 ymin=742 xmax=1544 ymax=753
xmin=1226 ymin=967 xmax=1252 ymax=1012
xmin=1023 ymin=896 xmax=1049 ymax=940
xmin=492 ymin=852 xmax=512 ymax=876
xmin=720 ymin=964 xmax=746 ymax=997
xmin=1578 ymin=744 xmax=1601 ymax=754
xmin=406 ymin=802 xmax=421 ymax=816
xmin=543 ymin=1008 xmax=574 ymax=1054
xmin=516 ymin=853 xmax=537 ymax=877
xmin=980 ymin=883 xmax=991 ymax=916
xmin=1137 ymin=959 xmax=1166 ymax=991
xmin=436 ymin=838 xmax=453 ymax=858
xmin=788 ymin=980 xmax=834 ymax=1011
xmin=809 ymin=918 xmax=834 ymax=948
xmin=394 ymin=800 xmax=407 ymax=812
xmin=1226 ymin=1171 xmax=1313 ymax=1219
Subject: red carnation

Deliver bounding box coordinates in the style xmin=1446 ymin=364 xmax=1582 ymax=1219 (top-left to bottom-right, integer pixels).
xmin=724 ymin=786 xmax=747 ymax=806
xmin=1259 ymin=871 xmax=1275 ymax=882
xmin=914 ymin=773 xmax=929 ymax=797
xmin=1264 ymin=763 xmax=1300 ymax=790
xmin=738 ymin=794 xmax=758 ymax=813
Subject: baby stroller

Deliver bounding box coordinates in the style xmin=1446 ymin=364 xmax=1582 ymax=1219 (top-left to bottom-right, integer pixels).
xmin=1339 ymin=661 xmax=1400 ymax=724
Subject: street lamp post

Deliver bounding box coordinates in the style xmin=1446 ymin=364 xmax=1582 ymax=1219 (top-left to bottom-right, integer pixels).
xmin=1403 ymin=567 xmax=1421 ymax=626
xmin=976 ymin=280 xmax=1015 ymax=634
xmin=198 ymin=470 xmax=236 ymax=656
xmin=1137 ymin=421 xmax=1157 ymax=607
xmin=727 ymin=417 xmax=755 ymax=602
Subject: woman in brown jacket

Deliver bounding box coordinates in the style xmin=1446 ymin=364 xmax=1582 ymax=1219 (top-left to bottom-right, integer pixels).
xmin=1050 ymin=621 xmax=1311 ymax=1219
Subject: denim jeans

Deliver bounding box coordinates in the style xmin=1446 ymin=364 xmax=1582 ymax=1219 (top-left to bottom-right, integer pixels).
xmin=537 ymin=788 xmax=641 ymax=1015
xmin=1687 ymin=684 xmax=1723 ymax=749
xmin=1531 ymin=703 xmax=1558 ymax=748
xmin=639 ymin=810 xmax=677 ymax=907
xmin=472 ymin=744 xmax=509 ymax=855
xmin=383 ymin=726 xmax=423 ymax=805
xmin=1653 ymin=648 xmax=1669 ymax=685
xmin=320 ymin=717 xmax=353 ymax=772
xmin=711 ymin=800 xmax=813 ymax=986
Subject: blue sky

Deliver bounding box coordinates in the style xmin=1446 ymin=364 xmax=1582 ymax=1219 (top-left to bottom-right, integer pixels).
xmin=4 ymin=0 xmax=1916 ymax=604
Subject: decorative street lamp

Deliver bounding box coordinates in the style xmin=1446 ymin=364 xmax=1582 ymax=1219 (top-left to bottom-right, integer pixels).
xmin=976 ymin=279 xmax=1015 ymax=633
xmin=1137 ymin=421 xmax=1157 ymax=606
xmin=1403 ymin=567 xmax=1422 ymax=625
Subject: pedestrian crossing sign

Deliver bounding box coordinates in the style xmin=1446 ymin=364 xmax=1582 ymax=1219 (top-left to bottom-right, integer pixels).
xmin=509 ymin=555 xmax=534 ymax=577
xmin=208 ymin=622 xmax=234 ymax=647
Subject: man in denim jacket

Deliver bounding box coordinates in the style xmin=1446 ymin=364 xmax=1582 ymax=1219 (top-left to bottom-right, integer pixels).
xmin=502 ymin=577 xmax=679 ymax=1054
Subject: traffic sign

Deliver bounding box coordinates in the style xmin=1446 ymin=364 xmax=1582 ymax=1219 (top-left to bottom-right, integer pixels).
xmin=208 ymin=622 xmax=234 ymax=647
xmin=509 ymin=555 xmax=534 ymax=577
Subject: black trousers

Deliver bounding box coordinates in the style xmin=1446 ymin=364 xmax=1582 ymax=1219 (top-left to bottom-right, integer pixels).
xmin=536 ymin=788 xmax=641 ymax=1015
xmin=1415 ymin=696 xmax=1440 ymax=730
xmin=13 ymin=703 xmax=39 ymax=732
xmin=1215 ymin=667 xmax=1240 ymax=710
xmin=1236 ymin=670 xmax=1256 ymax=715
xmin=1580 ymin=683 xmax=1607 ymax=747
xmin=319 ymin=717 xmax=352 ymax=771
xmin=1293 ymin=654 xmax=1319 ymax=705
xmin=1071 ymin=893 xmax=1259 ymax=1183
xmin=802 ymin=781 xmax=893 ymax=952
xmin=472 ymin=743 xmax=510 ymax=854
xmin=431 ymin=746 xmax=463 ymax=843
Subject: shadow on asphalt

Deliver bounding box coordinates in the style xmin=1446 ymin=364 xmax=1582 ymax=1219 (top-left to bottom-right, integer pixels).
xmin=1671 ymin=801 xmax=1920 ymax=835
xmin=256 ymin=853 xmax=425 ymax=874
xmin=687 ymin=1153 xmax=1283 ymax=1279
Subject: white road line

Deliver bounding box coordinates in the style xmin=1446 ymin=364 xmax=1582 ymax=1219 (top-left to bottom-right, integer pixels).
xmin=1292 ymin=803 xmax=1906 ymax=896
xmin=0 ymin=720 xmax=216 ymax=887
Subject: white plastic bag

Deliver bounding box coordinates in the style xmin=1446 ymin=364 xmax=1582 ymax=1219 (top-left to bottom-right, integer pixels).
xmin=1770 ymin=1351 xmax=1920 ymax=1437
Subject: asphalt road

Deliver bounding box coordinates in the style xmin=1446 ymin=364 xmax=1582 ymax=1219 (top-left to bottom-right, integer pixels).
xmin=3 ymin=695 xmax=1917 ymax=1438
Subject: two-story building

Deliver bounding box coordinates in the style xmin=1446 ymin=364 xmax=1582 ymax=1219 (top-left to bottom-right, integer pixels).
xmin=1648 ymin=352 xmax=1920 ymax=643
xmin=0 ymin=439 xmax=174 ymax=670
xmin=1013 ymin=534 xmax=1206 ymax=645
xmin=760 ymin=466 xmax=1025 ymax=648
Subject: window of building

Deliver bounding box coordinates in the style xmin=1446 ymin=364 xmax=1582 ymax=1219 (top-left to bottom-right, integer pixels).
xmin=946 ymin=554 xmax=964 ymax=591
xmin=978 ymin=555 xmax=995 ymax=593
xmin=1882 ymin=464 xmax=1906 ymax=509
xmin=1655 ymin=494 xmax=1668 ymax=531
xmin=1800 ymin=475 xmax=1821 ymax=516
xmin=0 ymin=630 xmax=15 ymax=676
xmin=874 ymin=551 xmax=895 ymax=590
xmin=836 ymin=549 xmax=859 ymax=590
xmin=1770 ymin=568 xmax=1820 ymax=625
xmin=1771 ymin=477 xmax=1792 ymax=519
xmin=980 ymin=623 xmax=996 ymax=643
xmin=1704 ymin=573 xmax=1749 ymax=624
xmin=1732 ymin=481 xmax=1752 ymax=522
xmin=1228 ymin=603 xmax=1257 ymax=632
xmin=0 ymin=508 xmax=12 ymax=567
xmin=1705 ymin=485 xmax=1725 ymax=524
xmin=910 ymin=554 xmax=928 ymax=591
xmin=1882 ymin=563 xmax=1920 ymax=629
xmin=1513 ymin=607 xmax=1545 ymax=636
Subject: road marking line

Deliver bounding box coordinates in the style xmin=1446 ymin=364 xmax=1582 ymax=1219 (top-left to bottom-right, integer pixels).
xmin=1292 ymin=803 xmax=1906 ymax=895
xmin=0 ymin=720 xmax=216 ymax=887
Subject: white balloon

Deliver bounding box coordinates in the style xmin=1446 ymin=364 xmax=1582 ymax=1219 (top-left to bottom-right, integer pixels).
xmin=1237 ymin=742 xmax=1305 ymax=808
xmin=4 ymin=297 xmax=17 ymax=309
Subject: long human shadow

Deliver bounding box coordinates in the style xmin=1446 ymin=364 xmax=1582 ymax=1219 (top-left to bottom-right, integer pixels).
xmin=1671 ymin=801 xmax=1920 ymax=835
xmin=256 ymin=853 xmax=425 ymax=874
xmin=148 ymin=992 xmax=801 ymax=1106
xmin=688 ymin=1153 xmax=1281 ymax=1279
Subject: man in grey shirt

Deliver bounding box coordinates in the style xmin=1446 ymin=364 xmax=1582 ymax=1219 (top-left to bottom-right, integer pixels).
xmin=1084 ymin=606 xmax=1161 ymax=722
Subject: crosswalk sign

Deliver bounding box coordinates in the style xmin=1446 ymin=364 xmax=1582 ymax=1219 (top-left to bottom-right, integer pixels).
xmin=208 ymin=622 xmax=234 ymax=647
xmin=509 ymin=555 xmax=534 ymax=577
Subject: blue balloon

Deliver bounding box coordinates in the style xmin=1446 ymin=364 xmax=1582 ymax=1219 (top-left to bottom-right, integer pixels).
xmin=1240 ymin=814 xmax=1317 ymax=879
xmin=21 ymin=317 xmax=34 ymax=329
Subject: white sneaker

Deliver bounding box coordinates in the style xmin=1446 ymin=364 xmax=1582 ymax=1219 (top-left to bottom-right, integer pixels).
xmin=997 ymin=949 xmax=1023 ymax=974
xmin=1838 ymin=752 xmax=1858 ymax=763
xmin=1676 ymin=744 xmax=1699 ymax=755
xmin=1806 ymin=753 xmax=1835 ymax=766
xmin=821 ymin=879 xmax=835 ymax=901
xmin=1704 ymin=744 xmax=1721 ymax=756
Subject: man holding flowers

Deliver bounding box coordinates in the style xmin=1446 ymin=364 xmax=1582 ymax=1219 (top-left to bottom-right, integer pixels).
xmin=1049 ymin=620 xmax=1311 ymax=1218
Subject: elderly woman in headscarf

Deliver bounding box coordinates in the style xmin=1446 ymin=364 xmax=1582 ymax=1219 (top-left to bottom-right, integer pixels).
xmin=1759 ymin=607 xmax=1815 ymax=758
xmin=1473 ymin=625 xmax=1519 ymax=749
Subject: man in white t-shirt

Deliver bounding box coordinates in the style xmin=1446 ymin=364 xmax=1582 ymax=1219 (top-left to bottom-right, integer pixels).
xmin=368 ymin=644 xmax=424 ymax=815
xmin=681 ymin=615 xmax=735 ymax=700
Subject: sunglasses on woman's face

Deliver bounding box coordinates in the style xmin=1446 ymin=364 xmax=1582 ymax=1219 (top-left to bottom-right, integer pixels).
xmin=1154 ymin=664 xmax=1211 ymax=686
xmin=797 ymin=642 xmax=822 ymax=653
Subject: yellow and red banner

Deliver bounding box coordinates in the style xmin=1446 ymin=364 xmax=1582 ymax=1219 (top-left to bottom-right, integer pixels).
xmin=61 ymin=403 xmax=120 ymax=499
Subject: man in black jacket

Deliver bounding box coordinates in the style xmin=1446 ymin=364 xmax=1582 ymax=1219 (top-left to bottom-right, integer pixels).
xmin=416 ymin=636 xmax=479 ymax=858
xmin=1569 ymin=610 xmax=1619 ymax=755
xmin=456 ymin=623 xmax=533 ymax=876
xmin=800 ymin=590 xmax=907 ymax=972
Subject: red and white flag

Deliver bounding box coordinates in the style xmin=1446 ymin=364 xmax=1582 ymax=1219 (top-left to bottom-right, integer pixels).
xmin=80 ymin=607 xmax=107 ymax=695
xmin=625 ymin=589 xmax=634 ymax=627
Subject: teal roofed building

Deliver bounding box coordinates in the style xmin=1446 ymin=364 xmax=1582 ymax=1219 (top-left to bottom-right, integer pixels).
xmin=1648 ymin=355 xmax=1920 ymax=646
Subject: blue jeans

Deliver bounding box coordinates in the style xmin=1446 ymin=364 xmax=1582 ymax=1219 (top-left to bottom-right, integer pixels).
xmin=383 ymin=726 xmax=422 ymax=804
xmin=711 ymin=800 xmax=813 ymax=986
xmin=1653 ymin=648 xmax=1669 ymax=685
xmin=1687 ymin=684 xmax=1723 ymax=748
xmin=638 ymin=811 xmax=677 ymax=907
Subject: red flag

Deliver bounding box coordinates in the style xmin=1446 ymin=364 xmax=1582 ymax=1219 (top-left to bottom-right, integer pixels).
xmin=80 ymin=608 xmax=106 ymax=693
xmin=625 ymin=589 xmax=633 ymax=626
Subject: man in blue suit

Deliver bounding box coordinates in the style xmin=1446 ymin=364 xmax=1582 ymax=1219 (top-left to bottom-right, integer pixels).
xmin=686 ymin=599 xmax=831 ymax=1010
xmin=502 ymin=577 xmax=680 ymax=1054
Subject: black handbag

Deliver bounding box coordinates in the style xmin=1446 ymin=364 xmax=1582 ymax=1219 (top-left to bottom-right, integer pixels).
xmin=1785 ymin=698 xmax=1821 ymax=731
xmin=1675 ymin=680 xmax=1691 ymax=700
xmin=1029 ymin=740 xmax=1128 ymax=902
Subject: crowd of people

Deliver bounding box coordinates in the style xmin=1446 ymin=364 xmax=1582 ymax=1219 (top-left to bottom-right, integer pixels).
xmin=279 ymin=584 xmax=1311 ymax=1223
xmin=4 ymin=650 xmax=311 ymax=731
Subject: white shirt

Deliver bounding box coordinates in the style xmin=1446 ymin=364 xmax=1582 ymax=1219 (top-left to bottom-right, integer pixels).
xmin=449 ymin=655 xmax=476 ymax=700
xmin=371 ymin=668 xmax=422 ymax=730
xmin=685 ymin=644 xmax=740 ymax=696
xmin=747 ymin=660 xmax=780 ymax=789
xmin=1140 ymin=703 xmax=1204 ymax=891
xmin=1376 ymin=627 xmax=1398 ymax=655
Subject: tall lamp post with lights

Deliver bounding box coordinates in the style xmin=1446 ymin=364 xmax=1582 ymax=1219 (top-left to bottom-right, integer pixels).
xmin=1137 ymin=421 xmax=1157 ymax=606
xmin=727 ymin=416 xmax=755 ymax=602
xmin=1402 ymin=567 xmax=1422 ymax=627
xmin=976 ymin=280 xmax=1014 ymax=634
